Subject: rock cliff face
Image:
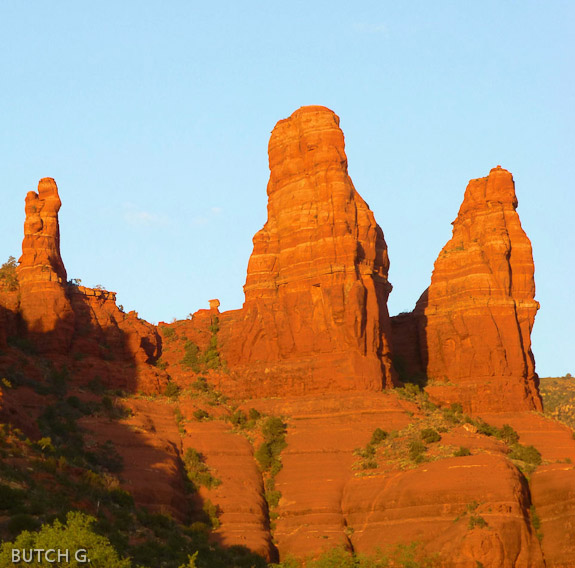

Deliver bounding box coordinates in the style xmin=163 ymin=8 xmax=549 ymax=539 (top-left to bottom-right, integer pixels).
xmin=8 ymin=178 xmax=163 ymax=392
xmin=392 ymin=166 xmax=542 ymax=412
xmin=221 ymin=106 xmax=396 ymax=395
xmin=16 ymin=178 xmax=75 ymax=352
xmin=69 ymin=285 xmax=164 ymax=393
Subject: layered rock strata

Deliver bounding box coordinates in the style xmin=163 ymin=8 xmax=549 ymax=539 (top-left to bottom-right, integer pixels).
xmin=221 ymin=106 xmax=396 ymax=394
xmin=69 ymin=285 xmax=163 ymax=392
xmin=16 ymin=178 xmax=75 ymax=352
xmin=391 ymin=166 xmax=542 ymax=412
xmin=10 ymin=178 xmax=163 ymax=392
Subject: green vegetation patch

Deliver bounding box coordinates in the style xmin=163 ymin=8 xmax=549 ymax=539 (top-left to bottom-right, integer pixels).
xmin=540 ymin=375 xmax=575 ymax=429
xmin=183 ymin=448 xmax=222 ymax=491
xmin=0 ymin=256 xmax=18 ymax=291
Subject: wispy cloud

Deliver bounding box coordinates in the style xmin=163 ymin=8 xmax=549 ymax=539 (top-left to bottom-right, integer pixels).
xmin=353 ymin=22 xmax=389 ymax=36
xmin=192 ymin=206 xmax=223 ymax=227
xmin=123 ymin=203 xmax=170 ymax=227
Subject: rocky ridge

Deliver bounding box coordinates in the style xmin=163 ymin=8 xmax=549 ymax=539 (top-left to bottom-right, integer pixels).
xmin=0 ymin=107 xmax=573 ymax=568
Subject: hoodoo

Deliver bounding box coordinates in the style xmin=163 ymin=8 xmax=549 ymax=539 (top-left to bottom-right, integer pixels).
xmin=17 ymin=178 xmax=75 ymax=353
xmin=392 ymin=166 xmax=542 ymax=412
xmin=221 ymin=106 xmax=397 ymax=394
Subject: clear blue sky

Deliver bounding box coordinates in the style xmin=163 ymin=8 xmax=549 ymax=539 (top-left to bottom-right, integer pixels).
xmin=1 ymin=2 xmax=573 ymax=376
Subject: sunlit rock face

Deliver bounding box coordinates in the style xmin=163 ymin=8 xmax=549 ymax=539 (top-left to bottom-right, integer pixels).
xmin=392 ymin=166 xmax=542 ymax=413
xmin=16 ymin=178 xmax=75 ymax=353
xmin=220 ymin=106 xmax=397 ymax=395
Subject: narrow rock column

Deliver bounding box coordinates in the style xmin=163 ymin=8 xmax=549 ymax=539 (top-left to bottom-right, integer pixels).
xmin=17 ymin=178 xmax=75 ymax=353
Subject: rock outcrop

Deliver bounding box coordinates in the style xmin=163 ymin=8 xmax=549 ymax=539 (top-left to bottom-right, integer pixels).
xmin=69 ymin=285 xmax=164 ymax=392
xmin=391 ymin=166 xmax=542 ymax=412
xmin=220 ymin=106 xmax=397 ymax=395
xmin=16 ymin=178 xmax=75 ymax=352
xmin=8 ymin=178 xmax=163 ymax=392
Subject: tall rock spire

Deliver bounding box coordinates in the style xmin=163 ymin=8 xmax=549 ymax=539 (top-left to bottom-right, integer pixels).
xmin=17 ymin=178 xmax=75 ymax=352
xmin=392 ymin=166 xmax=542 ymax=412
xmin=221 ymin=106 xmax=397 ymax=394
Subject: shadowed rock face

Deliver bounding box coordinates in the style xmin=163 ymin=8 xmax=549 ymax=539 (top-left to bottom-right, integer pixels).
xmin=16 ymin=178 xmax=75 ymax=352
xmin=392 ymin=166 xmax=542 ymax=412
xmin=221 ymin=106 xmax=397 ymax=395
xmin=11 ymin=177 xmax=163 ymax=391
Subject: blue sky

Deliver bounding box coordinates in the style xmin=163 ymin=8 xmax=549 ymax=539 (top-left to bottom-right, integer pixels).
xmin=1 ymin=1 xmax=573 ymax=376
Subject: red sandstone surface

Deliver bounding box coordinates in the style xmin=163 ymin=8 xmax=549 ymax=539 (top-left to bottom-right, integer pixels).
xmin=392 ymin=166 xmax=542 ymax=413
xmin=0 ymin=108 xmax=573 ymax=567
xmin=219 ymin=106 xmax=396 ymax=396
xmin=16 ymin=178 xmax=75 ymax=353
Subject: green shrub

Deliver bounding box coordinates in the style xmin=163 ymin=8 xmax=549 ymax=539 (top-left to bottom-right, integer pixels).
xmin=266 ymin=489 xmax=282 ymax=509
xmin=420 ymin=428 xmax=441 ymax=444
xmin=496 ymin=424 xmax=520 ymax=445
xmin=468 ymin=515 xmax=488 ymax=530
xmin=475 ymin=420 xmax=499 ymax=437
xmin=508 ymin=444 xmax=542 ymax=465
xmin=256 ymin=417 xmax=287 ymax=473
xmin=161 ymin=327 xmax=177 ymax=341
xmin=307 ymin=547 xmax=356 ymax=568
xmin=202 ymin=499 xmax=221 ymax=529
xmin=254 ymin=443 xmax=274 ymax=471
xmin=6 ymin=514 xmax=41 ymax=535
xmin=209 ymin=317 xmax=220 ymax=334
xmin=0 ymin=256 xmax=18 ymax=291
xmin=530 ymin=504 xmax=543 ymax=542
xmin=154 ymin=358 xmax=168 ymax=370
xmin=409 ymin=439 xmax=427 ymax=463
xmin=91 ymin=440 xmax=124 ymax=473
xmin=200 ymin=335 xmax=221 ymax=370
xmin=181 ymin=341 xmax=200 ymax=372
xmin=193 ymin=409 xmax=210 ymax=421
xmin=87 ymin=376 xmax=105 ymax=394
xmin=110 ymin=488 xmax=134 ymax=508
xmin=396 ymin=383 xmax=422 ymax=401
xmin=248 ymin=408 xmax=261 ymax=421
xmin=230 ymin=409 xmax=247 ymax=427
xmin=7 ymin=336 xmax=37 ymax=355
xmin=192 ymin=376 xmax=210 ymax=392
xmin=370 ymin=428 xmax=388 ymax=445
xmin=454 ymin=446 xmax=471 ymax=457
xmin=354 ymin=444 xmax=376 ymax=459
xmin=0 ymin=511 xmax=131 ymax=567
xmin=0 ymin=484 xmax=25 ymax=512
xmin=183 ymin=448 xmax=221 ymax=491
xmin=262 ymin=416 xmax=286 ymax=441
xmin=164 ymin=381 xmax=181 ymax=399
xmin=443 ymin=403 xmax=464 ymax=424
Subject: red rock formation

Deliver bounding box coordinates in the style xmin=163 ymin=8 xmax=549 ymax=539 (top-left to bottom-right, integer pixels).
xmin=392 ymin=166 xmax=542 ymax=413
xmin=531 ymin=464 xmax=575 ymax=567
xmin=220 ymin=106 xmax=396 ymax=395
xmin=16 ymin=178 xmax=75 ymax=353
xmin=69 ymin=285 xmax=164 ymax=393
xmin=343 ymin=454 xmax=544 ymax=567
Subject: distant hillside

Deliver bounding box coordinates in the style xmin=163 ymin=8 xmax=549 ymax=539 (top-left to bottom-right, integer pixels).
xmin=540 ymin=375 xmax=575 ymax=429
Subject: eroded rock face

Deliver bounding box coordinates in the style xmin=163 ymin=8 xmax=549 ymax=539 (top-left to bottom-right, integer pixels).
xmin=392 ymin=166 xmax=542 ymax=413
xmin=221 ymin=106 xmax=396 ymax=395
xmin=344 ymin=454 xmax=544 ymax=568
xmin=69 ymin=285 xmax=164 ymax=393
xmin=16 ymin=178 xmax=75 ymax=352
